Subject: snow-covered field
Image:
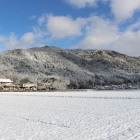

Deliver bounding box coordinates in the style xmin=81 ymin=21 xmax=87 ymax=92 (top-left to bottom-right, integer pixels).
xmin=0 ymin=90 xmax=140 ymax=140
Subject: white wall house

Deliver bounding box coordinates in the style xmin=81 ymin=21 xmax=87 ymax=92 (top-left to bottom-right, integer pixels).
xmin=0 ymin=79 xmax=14 ymax=90
xmin=0 ymin=79 xmax=13 ymax=84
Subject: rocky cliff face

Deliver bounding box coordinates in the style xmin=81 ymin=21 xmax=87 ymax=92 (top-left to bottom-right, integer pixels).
xmin=0 ymin=46 xmax=140 ymax=89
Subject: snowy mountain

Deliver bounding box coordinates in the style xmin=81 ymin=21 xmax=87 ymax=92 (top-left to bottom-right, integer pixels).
xmin=0 ymin=46 xmax=140 ymax=89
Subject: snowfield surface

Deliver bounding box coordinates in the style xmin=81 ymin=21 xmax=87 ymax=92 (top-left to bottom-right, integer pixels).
xmin=0 ymin=90 xmax=140 ymax=140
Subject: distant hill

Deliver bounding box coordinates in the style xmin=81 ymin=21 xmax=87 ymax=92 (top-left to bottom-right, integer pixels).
xmin=0 ymin=46 xmax=140 ymax=90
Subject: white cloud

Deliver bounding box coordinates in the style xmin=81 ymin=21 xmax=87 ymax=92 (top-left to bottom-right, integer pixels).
xmin=5 ymin=32 xmax=36 ymax=49
xmin=74 ymin=16 xmax=140 ymax=56
xmin=113 ymin=32 xmax=140 ymax=56
xmin=21 ymin=32 xmax=35 ymax=44
xmin=110 ymin=0 xmax=140 ymax=21
xmin=65 ymin=0 xmax=98 ymax=8
xmin=112 ymin=23 xmax=140 ymax=56
xmin=65 ymin=0 xmax=108 ymax=8
xmin=75 ymin=16 xmax=119 ymax=50
xmin=0 ymin=32 xmax=44 ymax=50
xmin=38 ymin=14 xmax=48 ymax=26
xmin=0 ymin=36 xmax=6 ymax=42
xmin=46 ymin=15 xmax=85 ymax=39
xmin=66 ymin=0 xmax=140 ymax=22
xmin=30 ymin=15 xmax=37 ymax=20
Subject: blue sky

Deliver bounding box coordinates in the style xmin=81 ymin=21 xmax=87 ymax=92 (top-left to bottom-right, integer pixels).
xmin=0 ymin=0 xmax=140 ymax=56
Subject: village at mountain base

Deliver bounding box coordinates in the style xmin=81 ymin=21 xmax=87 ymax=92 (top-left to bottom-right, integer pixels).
xmin=0 ymin=78 xmax=140 ymax=92
xmin=0 ymin=79 xmax=37 ymax=91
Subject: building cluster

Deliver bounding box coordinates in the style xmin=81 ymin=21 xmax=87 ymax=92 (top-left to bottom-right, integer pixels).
xmin=0 ymin=79 xmax=37 ymax=91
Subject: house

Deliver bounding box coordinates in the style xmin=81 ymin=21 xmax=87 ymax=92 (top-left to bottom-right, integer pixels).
xmin=0 ymin=79 xmax=14 ymax=90
xmin=21 ymin=83 xmax=37 ymax=90
xmin=0 ymin=79 xmax=13 ymax=84
xmin=3 ymin=83 xmax=16 ymax=90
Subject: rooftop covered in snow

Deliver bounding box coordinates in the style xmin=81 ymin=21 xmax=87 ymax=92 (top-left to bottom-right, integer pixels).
xmin=0 ymin=79 xmax=13 ymax=83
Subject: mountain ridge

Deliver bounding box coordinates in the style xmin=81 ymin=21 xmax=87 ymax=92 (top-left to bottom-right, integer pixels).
xmin=0 ymin=46 xmax=140 ymax=90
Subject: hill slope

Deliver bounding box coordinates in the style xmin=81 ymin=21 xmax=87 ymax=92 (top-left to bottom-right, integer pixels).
xmin=0 ymin=46 xmax=140 ymax=89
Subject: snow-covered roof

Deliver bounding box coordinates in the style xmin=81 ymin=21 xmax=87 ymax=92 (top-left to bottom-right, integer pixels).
xmin=0 ymin=79 xmax=13 ymax=83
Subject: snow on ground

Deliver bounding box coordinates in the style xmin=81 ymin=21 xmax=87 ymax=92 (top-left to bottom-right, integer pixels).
xmin=0 ymin=90 xmax=140 ymax=140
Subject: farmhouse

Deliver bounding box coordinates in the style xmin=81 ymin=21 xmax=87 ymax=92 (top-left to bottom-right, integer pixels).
xmin=0 ymin=79 xmax=14 ymax=90
xmin=0 ymin=79 xmax=13 ymax=84
xmin=21 ymin=83 xmax=37 ymax=90
xmin=3 ymin=83 xmax=16 ymax=90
